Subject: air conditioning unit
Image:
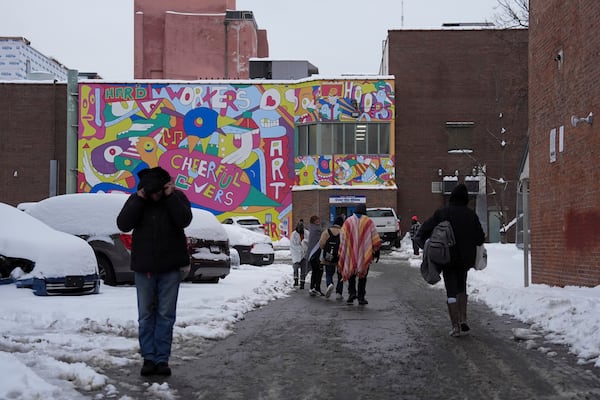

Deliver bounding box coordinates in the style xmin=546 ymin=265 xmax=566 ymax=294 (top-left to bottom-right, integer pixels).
xmin=464 ymin=176 xmax=480 ymax=194
xmin=442 ymin=176 xmax=458 ymax=194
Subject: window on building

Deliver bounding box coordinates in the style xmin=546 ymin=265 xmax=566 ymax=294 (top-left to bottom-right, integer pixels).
xmin=296 ymin=123 xmax=391 ymax=156
xmin=446 ymin=122 xmax=474 ymax=153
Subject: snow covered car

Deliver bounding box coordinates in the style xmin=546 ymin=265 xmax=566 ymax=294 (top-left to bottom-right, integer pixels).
xmin=24 ymin=193 xmax=230 ymax=285
xmin=185 ymin=208 xmax=231 ymax=283
xmin=24 ymin=193 xmax=134 ymax=286
xmin=221 ymin=216 xmax=266 ymax=234
xmin=222 ymin=224 xmax=274 ymax=266
xmin=0 ymin=202 xmax=100 ymax=296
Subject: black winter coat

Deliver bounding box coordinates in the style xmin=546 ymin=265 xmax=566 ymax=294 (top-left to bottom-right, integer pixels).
xmin=117 ymin=190 xmax=193 ymax=273
xmin=415 ymin=184 xmax=485 ymax=270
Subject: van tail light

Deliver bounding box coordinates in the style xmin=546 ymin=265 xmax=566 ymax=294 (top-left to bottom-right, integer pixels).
xmin=397 ymin=220 xmax=401 ymax=234
xmin=119 ymin=234 xmax=133 ymax=250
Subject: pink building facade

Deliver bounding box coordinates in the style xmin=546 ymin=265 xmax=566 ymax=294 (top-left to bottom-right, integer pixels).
xmin=134 ymin=0 xmax=269 ymax=79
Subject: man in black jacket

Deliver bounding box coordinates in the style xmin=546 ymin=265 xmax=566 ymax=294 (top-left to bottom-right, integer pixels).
xmin=117 ymin=167 xmax=192 ymax=376
xmin=415 ymin=184 xmax=485 ymax=337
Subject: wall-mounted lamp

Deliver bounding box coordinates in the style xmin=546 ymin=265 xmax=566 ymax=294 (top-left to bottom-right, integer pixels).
xmin=454 ymin=169 xmax=459 ymax=176
xmin=472 ymin=167 xmax=477 ymax=176
xmin=13 ymin=170 xmax=18 ymax=177
xmin=437 ymin=168 xmax=443 ymax=177
xmin=571 ymin=112 xmax=593 ymax=127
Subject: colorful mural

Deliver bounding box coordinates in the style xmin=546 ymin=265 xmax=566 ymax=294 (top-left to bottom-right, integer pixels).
xmin=295 ymin=155 xmax=395 ymax=187
xmin=78 ymin=79 xmax=394 ymax=240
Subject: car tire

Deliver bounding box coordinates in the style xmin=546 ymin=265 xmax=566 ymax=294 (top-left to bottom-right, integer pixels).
xmin=96 ymin=254 xmax=117 ymax=286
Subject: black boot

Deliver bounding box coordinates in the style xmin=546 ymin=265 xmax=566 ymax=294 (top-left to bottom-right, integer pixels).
xmin=299 ymin=281 xmax=305 ymax=289
xmin=457 ymin=293 xmax=470 ymax=333
xmin=140 ymin=359 xmax=156 ymax=376
xmin=293 ymin=278 xmax=299 ymax=287
xmin=447 ymin=301 xmax=461 ymax=337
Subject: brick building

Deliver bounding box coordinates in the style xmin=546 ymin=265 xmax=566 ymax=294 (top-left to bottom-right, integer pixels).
xmin=0 ymin=82 xmax=67 ymax=206
xmin=529 ymin=1 xmax=600 ymax=287
xmin=134 ymin=0 xmax=269 ymax=79
xmin=383 ymin=29 xmax=529 ymax=240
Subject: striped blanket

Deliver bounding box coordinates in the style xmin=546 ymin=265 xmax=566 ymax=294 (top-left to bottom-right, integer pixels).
xmin=338 ymin=214 xmax=382 ymax=280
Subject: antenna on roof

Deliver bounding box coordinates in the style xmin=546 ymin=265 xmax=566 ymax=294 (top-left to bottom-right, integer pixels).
xmin=401 ymin=0 xmax=404 ymax=28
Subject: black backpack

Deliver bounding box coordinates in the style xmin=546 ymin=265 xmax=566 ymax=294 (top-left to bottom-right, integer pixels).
xmin=322 ymin=228 xmax=340 ymax=263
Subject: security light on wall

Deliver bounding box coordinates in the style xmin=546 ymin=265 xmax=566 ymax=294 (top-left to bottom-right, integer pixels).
xmin=571 ymin=112 xmax=593 ymax=127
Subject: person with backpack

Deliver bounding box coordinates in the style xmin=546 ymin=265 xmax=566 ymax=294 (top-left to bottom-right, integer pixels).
xmin=338 ymin=204 xmax=381 ymax=305
xmin=410 ymin=215 xmax=422 ymax=256
xmin=319 ymin=215 xmax=344 ymax=298
xmin=415 ymin=183 xmax=485 ymax=337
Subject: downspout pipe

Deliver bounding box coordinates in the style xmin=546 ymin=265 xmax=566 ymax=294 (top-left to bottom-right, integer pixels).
xmin=66 ymin=69 xmax=78 ymax=194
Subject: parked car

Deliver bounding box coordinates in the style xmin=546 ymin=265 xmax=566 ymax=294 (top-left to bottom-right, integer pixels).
xmin=221 ymin=216 xmax=266 ymax=234
xmin=221 ymin=224 xmax=275 ymax=266
xmin=24 ymin=193 xmax=230 ymax=285
xmin=0 ymin=202 xmax=100 ymax=296
xmin=366 ymin=207 xmax=401 ymax=248
xmin=185 ymin=208 xmax=231 ymax=283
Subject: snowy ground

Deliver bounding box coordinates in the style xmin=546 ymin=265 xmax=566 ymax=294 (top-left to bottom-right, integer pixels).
xmin=1 ymin=239 xmax=600 ymax=399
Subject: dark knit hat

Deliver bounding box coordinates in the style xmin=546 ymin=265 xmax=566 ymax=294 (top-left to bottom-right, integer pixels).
xmin=354 ymin=203 xmax=366 ymax=215
xmin=449 ymin=183 xmax=469 ymax=206
xmin=137 ymin=167 xmax=171 ymax=194
xmin=333 ymin=215 xmax=344 ymax=227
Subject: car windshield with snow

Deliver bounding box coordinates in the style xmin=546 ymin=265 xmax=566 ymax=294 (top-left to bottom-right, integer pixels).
xmin=221 ymin=216 xmax=265 ymax=234
xmin=0 ymin=202 xmax=100 ymax=296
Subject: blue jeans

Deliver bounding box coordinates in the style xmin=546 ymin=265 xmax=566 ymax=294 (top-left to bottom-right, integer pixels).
xmin=135 ymin=270 xmax=181 ymax=364
xmin=325 ymin=264 xmax=336 ymax=287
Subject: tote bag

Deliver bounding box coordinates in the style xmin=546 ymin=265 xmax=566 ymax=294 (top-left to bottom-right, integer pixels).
xmin=474 ymin=244 xmax=487 ymax=270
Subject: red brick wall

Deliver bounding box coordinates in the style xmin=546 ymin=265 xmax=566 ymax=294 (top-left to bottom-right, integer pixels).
xmin=0 ymin=83 xmax=67 ymax=206
xmin=529 ymin=1 xmax=600 ymax=287
xmin=387 ymin=29 xmax=529 ymax=237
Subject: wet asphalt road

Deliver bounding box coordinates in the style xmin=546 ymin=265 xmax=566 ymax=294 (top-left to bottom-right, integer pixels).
xmin=102 ymin=254 xmax=600 ymax=400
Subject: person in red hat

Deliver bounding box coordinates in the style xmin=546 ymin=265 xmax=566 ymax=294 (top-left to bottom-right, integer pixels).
xmin=410 ymin=215 xmax=422 ymax=256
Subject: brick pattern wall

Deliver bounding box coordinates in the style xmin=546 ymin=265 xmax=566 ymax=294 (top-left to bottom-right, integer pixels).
xmin=529 ymin=1 xmax=600 ymax=287
xmin=387 ymin=29 xmax=529 ymax=237
xmin=0 ymin=83 xmax=67 ymax=206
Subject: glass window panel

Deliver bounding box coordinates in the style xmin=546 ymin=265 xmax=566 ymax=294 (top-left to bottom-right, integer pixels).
xmin=297 ymin=125 xmax=308 ymax=156
xmin=332 ymin=123 xmax=344 ymax=155
xmin=379 ymin=124 xmax=390 ymax=153
xmin=321 ymin=124 xmax=333 ymax=154
xmin=308 ymin=124 xmax=318 ymax=154
xmin=343 ymin=124 xmax=355 ymax=154
xmin=367 ymin=124 xmax=379 ymax=154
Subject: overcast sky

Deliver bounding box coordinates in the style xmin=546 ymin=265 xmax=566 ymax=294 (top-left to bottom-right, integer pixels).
xmin=1 ymin=0 xmax=500 ymax=80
